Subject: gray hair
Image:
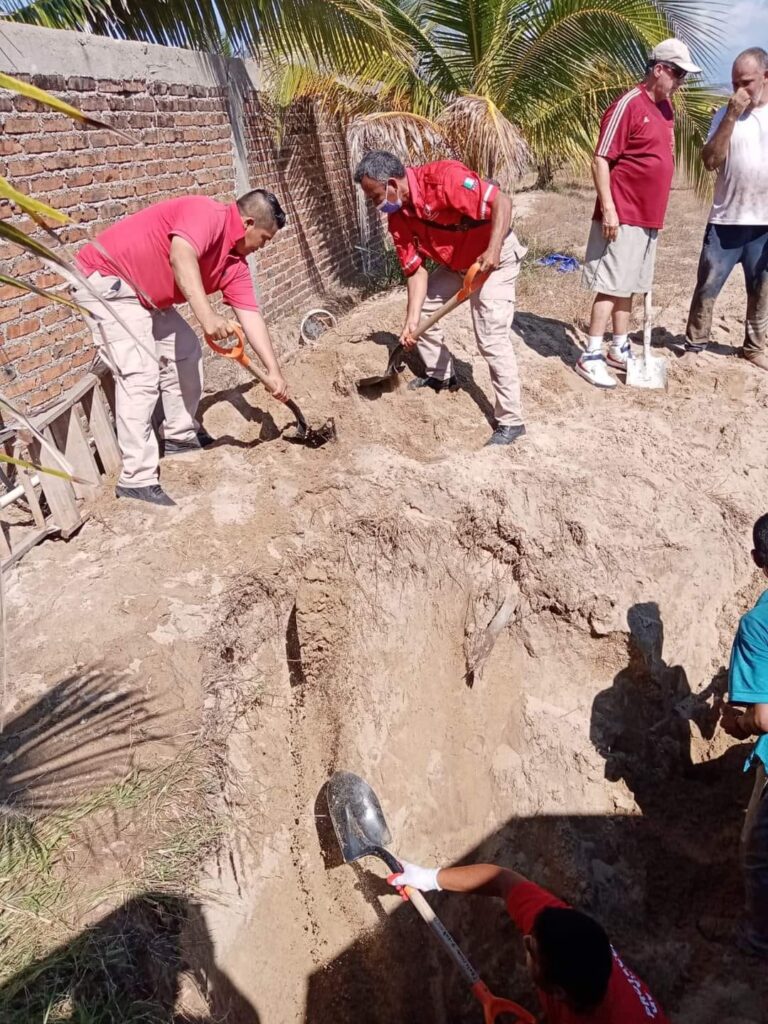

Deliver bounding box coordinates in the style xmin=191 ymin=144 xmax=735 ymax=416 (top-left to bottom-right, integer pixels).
xmin=353 ymin=150 xmax=406 ymax=185
xmin=735 ymin=47 xmax=768 ymax=71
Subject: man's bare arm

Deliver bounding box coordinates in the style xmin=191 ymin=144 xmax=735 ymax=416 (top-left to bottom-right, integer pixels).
xmin=591 ymin=156 xmax=619 ymax=242
xmin=169 ymin=236 xmax=229 ymax=339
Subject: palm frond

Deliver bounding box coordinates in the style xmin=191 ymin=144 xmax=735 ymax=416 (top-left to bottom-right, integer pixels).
xmin=0 ymin=71 xmax=134 ymax=142
xmin=0 ymin=452 xmax=88 ymax=486
xmin=0 ymin=274 xmax=94 ymax=318
xmin=0 ymin=177 xmax=69 ymax=226
xmin=436 ymin=94 xmax=529 ymax=189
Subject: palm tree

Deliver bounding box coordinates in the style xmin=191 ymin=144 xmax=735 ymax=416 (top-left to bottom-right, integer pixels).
xmin=4 ymin=0 xmax=726 ymax=192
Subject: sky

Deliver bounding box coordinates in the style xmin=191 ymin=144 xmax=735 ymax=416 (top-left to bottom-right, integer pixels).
xmin=709 ymin=0 xmax=768 ymax=83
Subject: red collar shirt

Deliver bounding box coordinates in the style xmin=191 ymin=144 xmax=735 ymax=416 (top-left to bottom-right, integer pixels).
xmin=387 ymin=161 xmax=499 ymax=276
xmin=76 ymin=196 xmax=259 ymax=311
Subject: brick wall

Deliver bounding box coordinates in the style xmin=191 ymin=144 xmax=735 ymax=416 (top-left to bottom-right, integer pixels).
xmin=0 ymin=74 xmax=235 ymax=411
xmin=0 ymin=25 xmax=365 ymax=414
xmin=244 ymin=97 xmax=359 ymax=312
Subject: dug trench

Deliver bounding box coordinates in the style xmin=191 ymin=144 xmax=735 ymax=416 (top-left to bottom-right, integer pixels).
xmin=5 ymin=185 xmax=768 ymax=1022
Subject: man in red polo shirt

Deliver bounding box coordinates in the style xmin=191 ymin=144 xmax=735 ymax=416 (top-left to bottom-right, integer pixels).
xmin=73 ymin=190 xmax=289 ymax=506
xmin=577 ymin=38 xmax=701 ymax=388
xmin=354 ymin=151 xmax=527 ymax=446
xmin=387 ymin=859 xmax=670 ymax=1023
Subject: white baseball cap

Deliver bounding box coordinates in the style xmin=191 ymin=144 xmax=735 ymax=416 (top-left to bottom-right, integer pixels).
xmin=649 ymin=38 xmax=701 ymax=74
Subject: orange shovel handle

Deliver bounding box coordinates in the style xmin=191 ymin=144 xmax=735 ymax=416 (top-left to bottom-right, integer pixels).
xmin=203 ymin=323 xmax=247 ymax=364
xmin=471 ymin=981 xmax=536 ymax=1024
xmin=457 ymin=261 xmax=491 ymax=302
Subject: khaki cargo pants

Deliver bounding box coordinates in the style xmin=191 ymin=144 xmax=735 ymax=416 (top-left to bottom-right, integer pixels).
xmin=415 ymin=231 xmax=527 ymax=427
xmin=74 ymin=271 xmax=202 ymax=488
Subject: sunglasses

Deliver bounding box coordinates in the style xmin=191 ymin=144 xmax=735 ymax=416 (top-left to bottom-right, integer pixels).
xmin=662 ymin=63 xmax=688 ymax=81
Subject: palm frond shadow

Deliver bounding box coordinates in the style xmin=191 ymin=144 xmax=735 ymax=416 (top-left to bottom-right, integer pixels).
xmin=0 ymin=669 xmax=165 ymax=816
xmin=0 ymin=890 xmax=261 ymax=1024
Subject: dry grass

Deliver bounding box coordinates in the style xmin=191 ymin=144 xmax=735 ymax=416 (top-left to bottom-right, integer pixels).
xmin=0 ymin=749 xmax=220 ymax=1023
xmin=514 ymin=176 xmax=712 ymax=338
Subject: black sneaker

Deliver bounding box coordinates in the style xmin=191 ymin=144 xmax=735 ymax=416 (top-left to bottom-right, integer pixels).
xmin=197 ymin=428 xmax=215 ymax=447
xmin=163 ymin=438 xmax=203 ymax=456
xmin=485 ymin=424 xmax=526 ymax=447
xmin=407 ymin=375 xmax=458 ymax=392
xmin=115 ymin=484 xmax=176 ymax=507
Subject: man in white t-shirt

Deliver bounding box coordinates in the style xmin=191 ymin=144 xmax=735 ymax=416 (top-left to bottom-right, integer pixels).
xmin=683 ymin=48 xmax=768 ymax=369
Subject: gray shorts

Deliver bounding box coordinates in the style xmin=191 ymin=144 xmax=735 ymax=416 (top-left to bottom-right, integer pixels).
xmin=582 ymin=220 xmax=659 ymax=297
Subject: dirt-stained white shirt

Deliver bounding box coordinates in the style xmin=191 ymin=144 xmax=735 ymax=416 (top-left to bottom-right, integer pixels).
xmin=707 ymin=103 xmax=768 ymax=225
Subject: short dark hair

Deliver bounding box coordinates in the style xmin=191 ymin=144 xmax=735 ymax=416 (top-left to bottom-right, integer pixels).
xmin=753 ymin=514 xmax=768 ymax=567
xmin=237 ymin=189 xmax=286 ymax=231
xmin=735 ymin=47 xmax=768 ymax=72
xmin=532 ymin=907 xmax=613 ymax=1012
xmin=353 ymin=150 xmax=406 ymax=185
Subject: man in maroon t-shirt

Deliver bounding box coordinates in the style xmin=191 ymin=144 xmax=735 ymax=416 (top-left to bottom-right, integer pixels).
xmin=576 ymin=39 xmax=701 ymax=388
xmin=388 ymin=860 xmax=669 ymax=1023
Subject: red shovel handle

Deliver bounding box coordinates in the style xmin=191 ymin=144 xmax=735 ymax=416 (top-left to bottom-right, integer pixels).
xmin=471 ymin=981 xmax=536 ymax=1024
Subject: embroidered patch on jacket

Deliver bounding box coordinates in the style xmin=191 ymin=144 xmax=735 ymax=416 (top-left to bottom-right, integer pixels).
xmin=463 ymin=177 xmax=476 ymax=190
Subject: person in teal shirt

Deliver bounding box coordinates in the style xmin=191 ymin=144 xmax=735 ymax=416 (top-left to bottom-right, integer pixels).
xmin=720 ymin=513 xmax=768 ymax=956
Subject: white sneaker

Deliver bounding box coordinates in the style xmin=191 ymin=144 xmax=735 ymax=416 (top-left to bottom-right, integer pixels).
xmin=575 ymin=352 xmax=617 ymax=389
xmin=606 ymin=340 xmax=631 ymax=369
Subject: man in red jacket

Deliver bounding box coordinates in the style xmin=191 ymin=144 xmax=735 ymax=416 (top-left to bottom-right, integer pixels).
xmin=577 ymin=38 xmax=701 ymax=388
xmin=355 ymin=151 xmax=527 ymax=446
xmin=388 ymin=859 xmax=670 ymax=1023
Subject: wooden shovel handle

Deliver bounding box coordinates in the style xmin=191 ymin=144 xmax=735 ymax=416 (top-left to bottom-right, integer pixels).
xmin=412 ymin=262 xmax=490 ymax=341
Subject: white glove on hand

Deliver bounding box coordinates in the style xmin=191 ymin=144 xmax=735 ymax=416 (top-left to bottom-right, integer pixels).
xmin=387 ymin=860 xmax=442 ymax=892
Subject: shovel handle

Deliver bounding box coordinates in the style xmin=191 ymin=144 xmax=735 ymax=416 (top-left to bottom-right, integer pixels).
xmin=379 ymin=848 xmax=533 ymax=1024
xmin=204 ymin=324 xmax=307 ymax=431
xmin=412 ymin=262 xmax=490 ymax=341
xmin=643 ymin=291 xmax=652 ymax=358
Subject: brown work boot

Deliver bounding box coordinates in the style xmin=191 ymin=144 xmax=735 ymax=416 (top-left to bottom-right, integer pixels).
xmin=742 ymin=350 xmax=768 ymax=372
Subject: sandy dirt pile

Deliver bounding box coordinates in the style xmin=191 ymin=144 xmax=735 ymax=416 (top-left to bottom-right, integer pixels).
xmin=5 ymin=183 xmax=768 ymax=1023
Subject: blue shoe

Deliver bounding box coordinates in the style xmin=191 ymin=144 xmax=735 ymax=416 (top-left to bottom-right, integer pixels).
xmin=485 ymin=424 xmax=526 ymax=447
xmin=115 ymin=484 xmax=176 ymax=507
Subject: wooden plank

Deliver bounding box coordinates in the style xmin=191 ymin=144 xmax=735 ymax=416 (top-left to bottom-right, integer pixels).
xmin=30 ymin=429 xmax=81 ymax=536
xmin=49 ymin=405 xmax=100 ymax=500
xmin=81 ymin=383 xmax=121 ymax=476
xmin=31 ymin=373 xmax=101 ymax=430
xmin=14 ymin=445 xmax=47 ymax=529
xmin=0 ymin=524 xmax=12 ymax=561
xmin=0 ymin=524 xmax=57 ymax=571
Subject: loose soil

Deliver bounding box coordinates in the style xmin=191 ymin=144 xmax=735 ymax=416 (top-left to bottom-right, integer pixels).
xmin=4 ymin=182 xmax=768 ymax=1023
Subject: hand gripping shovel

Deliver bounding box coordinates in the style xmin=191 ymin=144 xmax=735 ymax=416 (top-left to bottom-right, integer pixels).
xmin=626 ymin=291 xmax=667 ymax=390
xmin=204 ymin=324 xmax=336 ymax=448
xmin=326 ymin=771 xmax=535 ymax=1024
xmin=356 ymin=262 xmax=491 ymax=389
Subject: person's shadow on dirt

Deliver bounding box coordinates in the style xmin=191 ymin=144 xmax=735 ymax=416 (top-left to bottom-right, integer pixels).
xmin=515 ymin=311 xmax=582 ymax=367
xmin=589 ymin=601 xmax=750 ymax=920
xmin=0 ymin=891 xmax=260 ymax=1023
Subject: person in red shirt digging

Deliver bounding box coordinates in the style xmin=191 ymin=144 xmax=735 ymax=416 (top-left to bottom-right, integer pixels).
xmin=577 ymin=39 xmax=701 ymax=388
xmin=354 ymin=151 xmax=527 ymax=446
xmin=73 ymin=191 xmax=290 ymax=506
xmin=388 ymin=860 xmax=669 ymax=1023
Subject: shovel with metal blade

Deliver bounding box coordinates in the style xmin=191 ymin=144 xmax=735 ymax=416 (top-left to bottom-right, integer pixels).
xmin=205 ymin=324 xmax=336 ymax=448
xmin=626 ymin=291 xmax=667 ymax=390
xmin=326 ymin=771 xmax=535 ymax=1024
xmin=356 ymin=262 xmax=490 ymax=390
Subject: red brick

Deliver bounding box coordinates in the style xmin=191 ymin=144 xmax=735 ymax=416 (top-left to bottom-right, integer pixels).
xmin=38 ymin=363 xmax=65 ymax=383
xmin=17 ymin=350 xmax=50 ymax=374
xmin=3 ymin=116 xmax=39 ymax=134
xmin=33 ymin=381 xmax=63 ymax=405
xmin=2 ymin=377 xmax=35 ymax=399
xmin=21 ymin=295 xmax=48 ymax=314
xmin=41 ymin=307 xmax=70 ymax=327
xmin=0 ymin=139 xmax=22 ymax=155
xmin=7 ymin=318 xmax=41 ymax=340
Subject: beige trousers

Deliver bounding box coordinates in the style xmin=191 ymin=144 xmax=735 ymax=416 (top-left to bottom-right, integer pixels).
xmin=75 ymin=271 xmax=202 ymax=488
xmin=415 ymin=231 xmax=527 ymax=427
